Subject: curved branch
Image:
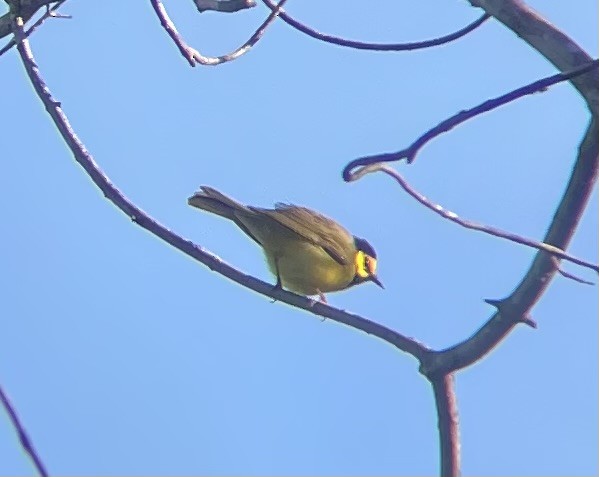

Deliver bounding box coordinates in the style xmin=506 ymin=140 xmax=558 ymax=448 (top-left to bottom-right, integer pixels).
xmin=347 ymin=164 xmax=598 ymax=275
xmin=261 ymin=0 xmax=490 ymax=52
xmin=414 ymin=0 xmax=599 ymax=378
xmin=343 ymin=59 xmax=599 ymax=175
xmin=10 ymin=15 xmax=429 ymax=363
xmin=149 ymin=0 xmax=285 ymax=67
xmin=423 ymin=118 xmax=598 ymax=378
xmin=0 ymin=383 xmax=48 ymax=477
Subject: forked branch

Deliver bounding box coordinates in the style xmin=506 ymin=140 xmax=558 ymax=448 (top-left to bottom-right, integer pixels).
xmin=347 ymin=164 xmax=598 ymax=277
xmin=149 ymin=0 xmax=286 ymax=66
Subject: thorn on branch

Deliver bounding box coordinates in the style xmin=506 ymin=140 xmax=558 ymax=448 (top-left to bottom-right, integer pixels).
xmin=483 ymin=298 xmax=502 ymax=308
xmin=520 ymin=314 xmax=538 ymax=329
xmin=484 ymin=298 xmax=537 ymax=329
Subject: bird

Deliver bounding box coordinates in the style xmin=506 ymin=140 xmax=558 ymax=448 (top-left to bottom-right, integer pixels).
xmin=187 ymin=186 xmax=383 ymax=302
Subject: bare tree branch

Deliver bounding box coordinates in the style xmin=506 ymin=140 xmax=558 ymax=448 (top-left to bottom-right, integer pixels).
xmin=431 ymin=374 xmax=460 ymax=477
xmin=149 ymin=0 xmax=285 ymax=66
xmin=0 ymin=0 xmax=57 ymax=39
xmin=422 ymin=118 xmax=598 ymax=377
xmin=343 ymin=59 xmax=599 ymax=172
xmin=5 ymin=2 xmax=596 ymax=477
xmin=469 ymin=0 xmax=599 ymax=116
xmin=414 ymin=0 xmax=599 ymax=377
xmin=340 ymin=0 xmax=598 ymax=379
xmin=0 ymin=0 xmax=67 ymax=57
xmin=10 ymin=14 xmax=429 ymax=363
xmin=261 ymin=0 xmax=490 ymax=52
xmin=346 ymin=164 xmax=599 ymax=275
xmin=337 ymin=2 xmax=597 ymax=473
xmin=0 ymin=383 xmax=48 ymax=477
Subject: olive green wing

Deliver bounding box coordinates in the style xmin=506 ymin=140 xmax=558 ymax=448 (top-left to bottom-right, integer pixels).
xmin=251 ymin=204 xmax=353 ymax=266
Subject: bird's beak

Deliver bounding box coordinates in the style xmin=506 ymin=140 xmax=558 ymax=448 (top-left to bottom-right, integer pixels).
xmin=370 ymin=274 xmax=384 ymax=289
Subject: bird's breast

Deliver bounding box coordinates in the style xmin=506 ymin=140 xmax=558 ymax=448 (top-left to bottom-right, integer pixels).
xmin=264 ymin=238 xmax=354 ymax=295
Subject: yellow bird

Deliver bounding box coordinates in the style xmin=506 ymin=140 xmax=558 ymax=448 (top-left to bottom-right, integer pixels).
xmin=188 ymin=186 xmax=383 ymax=302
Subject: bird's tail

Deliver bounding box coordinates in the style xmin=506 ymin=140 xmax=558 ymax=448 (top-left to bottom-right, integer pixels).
xmin=187 ymin=186 xmax=249 ymax=220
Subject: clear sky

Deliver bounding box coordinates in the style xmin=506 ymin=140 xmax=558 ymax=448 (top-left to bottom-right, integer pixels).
xmin=1 ymin=1 xmax=597 ymax=475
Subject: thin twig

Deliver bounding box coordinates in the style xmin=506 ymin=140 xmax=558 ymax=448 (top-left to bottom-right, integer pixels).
xmin=0 ymin=0 xmax=67 ymax=58
xmin=11 ymin=15 xmax=429 ymax=362
xmin=348 ymin=163 xmax=599 ymax=275
xmin=550 ymin=254 xmax=595 ymax=285
xmin=149 ymin=0 xmax=286 ymax=67
xmin=0 ymin=383 xmax=48 ymax=477
xmin=261 ymin=0 xmax=490 ymax=51
xmin=343 ymin=59 xmax=599 ymax=175
xmin=431 ymin=374 xmax=460 ymax=477
xmin=556 ymin=266 xmax=594 ymax=285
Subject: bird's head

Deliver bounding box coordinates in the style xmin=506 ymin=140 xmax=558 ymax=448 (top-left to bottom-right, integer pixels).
xmin=351 ymin=237 xmax=384 ymax=289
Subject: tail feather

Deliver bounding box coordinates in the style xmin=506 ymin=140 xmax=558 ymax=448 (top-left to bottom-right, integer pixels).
xmin=187 ymin=186 xmax=249 ymax=220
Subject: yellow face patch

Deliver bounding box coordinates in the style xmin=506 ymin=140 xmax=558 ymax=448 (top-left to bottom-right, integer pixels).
xmin=355 ymin=250 xmax=377 ymax=279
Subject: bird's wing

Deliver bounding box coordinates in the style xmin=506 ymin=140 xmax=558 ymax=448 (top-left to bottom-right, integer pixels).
xmin=251 ymin=204 xmax=353 ymax=266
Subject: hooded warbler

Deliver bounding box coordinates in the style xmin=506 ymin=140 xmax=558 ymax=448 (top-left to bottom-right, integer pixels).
xmin=188 ymin=186 xmax=383 ymax=302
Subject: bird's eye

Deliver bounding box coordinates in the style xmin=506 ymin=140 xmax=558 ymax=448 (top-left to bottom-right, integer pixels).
xmin=365 ymin=255 xmax=377 ymax=275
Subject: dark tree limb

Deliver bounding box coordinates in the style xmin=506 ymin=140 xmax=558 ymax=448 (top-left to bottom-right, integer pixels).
xmin=470 ymin=0 xmax=599 ymax=115
xmin=261 ymin=0 xmax=490 ymax=52
xmin=338 ymin=2 xmax=598 ymax=475
xmin=432 ymin=375 xmax=460 ymax=477
xmin=343 ymin=59 xmax=599 ymax=172
xmin=421 ymin=118 xmax=598 ymax=377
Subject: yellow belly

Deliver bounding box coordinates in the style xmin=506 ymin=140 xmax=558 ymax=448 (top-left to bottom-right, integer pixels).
xmin=264 ymin=237 xmax=354 ymax=296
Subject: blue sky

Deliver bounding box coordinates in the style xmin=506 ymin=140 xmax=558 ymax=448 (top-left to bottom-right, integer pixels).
xmin=1 ymin=0 xmax=597 ymax=475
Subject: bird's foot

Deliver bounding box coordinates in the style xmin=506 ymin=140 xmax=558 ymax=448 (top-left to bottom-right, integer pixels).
xmin=269 ymin=279 xmax=284 ymax=303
